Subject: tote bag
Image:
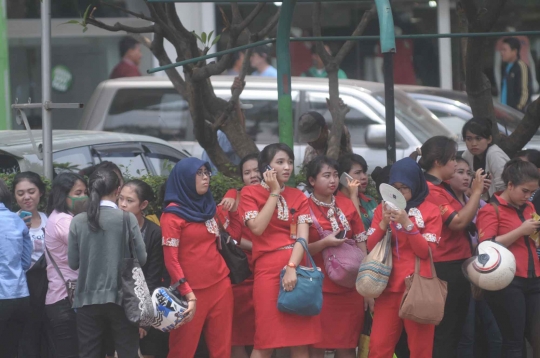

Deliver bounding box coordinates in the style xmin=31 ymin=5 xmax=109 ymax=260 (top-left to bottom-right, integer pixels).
xmin=120 ymin=212 xmax=154 ymax=327
xmin=356 ymin=229 xmax=393 ymax=298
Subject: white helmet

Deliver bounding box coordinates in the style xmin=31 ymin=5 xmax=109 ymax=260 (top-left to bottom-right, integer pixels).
xmin=151 ymin=287 xmax=188 ymax=332
xmin=462 ymin=241 xmax=516 ymax=291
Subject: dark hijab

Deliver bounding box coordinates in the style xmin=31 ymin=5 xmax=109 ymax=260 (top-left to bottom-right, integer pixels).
xmin=389 ymin=157 xmax=429 ymax=211
xmin=163 ymin=158 xmax=216 ymax=222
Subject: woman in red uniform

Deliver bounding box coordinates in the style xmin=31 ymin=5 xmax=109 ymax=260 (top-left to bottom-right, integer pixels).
xmin=477 ymin=159 xmax=540 ymax=357
xmin=419 ymin=136 xmax=486 ymax=358
xmin=238 ymin=143 xmax=320 ymax=358
xmin=366 ymin=157 xmax=442 ymax=358
xmin=304 ymin=156 xmax=366 ymax=358
xmin=161 ymin=157 xmax=233 ymax=358
xmin=217 ymin=153 xmax=260 ymax=358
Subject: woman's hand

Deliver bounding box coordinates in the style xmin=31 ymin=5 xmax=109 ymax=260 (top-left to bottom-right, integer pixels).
xmin=282 ymin=266 xmax=298 ymax=292
xmin=139 ymin=328 xmax=148 ymax=339
xmin=218 ymin=197 xmax=236 ymax=212
xmin=519 ymin=219 xmax=540 ymax=237
xmin=389 ymin=208 xmax=412 ymax=228
xmin=181 ymin=292 xmax=197 ymax=325
xmin=324 ymin=232 xmax=346 ymax=247
xmin=347 ymin=178 xmax=361 ymax=199
xmin=263 ymin=169 xmax=280 ymax=194
xmin=471 ymin=169 xmax=487 ymax=195
xmin=380 ymin=203 xmax=392 ymax=230
xmin=364 ymin=297 xmax=375 ymax=313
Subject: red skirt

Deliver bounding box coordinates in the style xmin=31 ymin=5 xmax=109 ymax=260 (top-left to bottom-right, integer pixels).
xmin=231 ymin=277 xmax=255 ymax=346
xmin=253 ymin=249 xmax=322 ymax=349
xmin=312 ymin=290 xmax=364 ymax=349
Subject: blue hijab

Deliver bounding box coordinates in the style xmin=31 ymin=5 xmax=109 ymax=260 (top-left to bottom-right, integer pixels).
xmin=389 ymin=157 xmax=429 ymax=211
xmin=163 ymin=158 xmax=216 ymax=222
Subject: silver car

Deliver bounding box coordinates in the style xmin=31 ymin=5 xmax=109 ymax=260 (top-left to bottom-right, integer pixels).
xmin=0 ymin=130 xmax=187 ymax=176
xmin=80 ymin=76 xmax=455 ymax=171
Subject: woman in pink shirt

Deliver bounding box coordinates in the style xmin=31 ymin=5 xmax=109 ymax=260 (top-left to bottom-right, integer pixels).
xmin=44 ymin=173 xmax=87 ymax=358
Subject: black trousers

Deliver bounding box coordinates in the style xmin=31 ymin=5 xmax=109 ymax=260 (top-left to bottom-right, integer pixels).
xmin=484 ymin=276 xmax=540 ymax=358
xmin=76 ymin=303 xmax=139 ymax=358
xmin=0 ymin=297 xmax=30 ymax=358
xmin=45 ymin=298 xmax=78 ymax=358
xmin=433 ymin=260 xmax=471 ymax=358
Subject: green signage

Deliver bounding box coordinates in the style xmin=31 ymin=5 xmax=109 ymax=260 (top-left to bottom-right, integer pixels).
xmin=52 ymin=65 xmax=73 ymax=93
xmin=0 ymin=0 xmax=10 ymax=130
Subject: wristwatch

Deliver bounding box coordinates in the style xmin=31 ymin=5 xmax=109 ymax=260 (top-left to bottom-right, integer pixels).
xmin=405 ymin=223 xmax=415 ymax=232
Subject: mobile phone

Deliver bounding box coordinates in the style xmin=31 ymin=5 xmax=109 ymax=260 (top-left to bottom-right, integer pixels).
xmin=339 ymin=172 xmax=353 ymax=188
xmin=265 ymin=165 xmax=273 ymax=173
xmin=335 ymin=230 xmax=347 ymax=239
xmin=19 ymin=211 xmax=32 ymax=220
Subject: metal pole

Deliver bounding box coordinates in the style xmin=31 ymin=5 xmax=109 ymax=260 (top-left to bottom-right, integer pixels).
xmin=41 ymin=0 xmax=53 ymax=180
xmin=0 ymin=0 xmax=10 ymax=130
xmin=276 ymin=0 xmax=296 ymax=152
xmin=384 ymin=52 xmax=395 ymax=164
xmin=438 ymin=0 xmax=452 ymax=89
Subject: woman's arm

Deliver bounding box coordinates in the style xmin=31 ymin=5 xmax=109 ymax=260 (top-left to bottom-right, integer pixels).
xmin=238 ymin=238 xmax=253 ymax=251
xmin=67 ymin=221 xmax=80 ymax=270
xmin=448 ymin=169 xmax=486 ymax=231
xmin=282 ymin=223 xmax=310 ymax=292
xmin=130 ymin=214 xmax=147 ymax=267
xmin=161 ymin=213 xmax=192 ymax=295
xmin=245 ymin=196 xmax=279 ymax=236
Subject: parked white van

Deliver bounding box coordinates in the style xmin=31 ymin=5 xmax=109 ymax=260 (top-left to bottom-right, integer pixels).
xmin=80 ymin=76 xmax=455 ymax=171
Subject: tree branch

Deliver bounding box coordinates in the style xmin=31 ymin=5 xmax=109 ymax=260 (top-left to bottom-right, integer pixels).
xmin=98 ymin=1 xmax=155 ymax=22
xmin=235 ymin=3 xmax=266 ymax=34
xmin=335 ymin=6 xmax=375 ymax=64
xmin=312 ymin=3 xmax=333 ymax=65
xmin=86 ymin=18 xmax=155 ymax=33
xmin=253 ymin=8 xmax=280 ymax=40
xmin=501 ymin=99 xmax=540 ymax=154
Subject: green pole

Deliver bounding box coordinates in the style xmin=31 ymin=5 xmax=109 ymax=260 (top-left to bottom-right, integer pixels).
xmin=276 ymin=0 xmax=296 ymax=152
xmin=0 ymin=0 xmax=11 ymax=130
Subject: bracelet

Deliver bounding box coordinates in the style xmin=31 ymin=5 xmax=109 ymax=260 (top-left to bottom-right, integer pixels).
xmin=269 ymin=193 xmax=279 ymax=197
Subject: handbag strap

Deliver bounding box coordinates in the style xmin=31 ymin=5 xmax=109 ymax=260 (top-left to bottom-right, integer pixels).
xmin=123 ymin=211 xmax=135 ymax=259
xmin=308 ymin=207 xmax=326 ymax=238
xmin=296 ymin=238 xmax=317 ymax=270
xmin=414 ymin=246 xmax=437 ymax=278
xmin=45 ymin=246 xmax=70 ymax=293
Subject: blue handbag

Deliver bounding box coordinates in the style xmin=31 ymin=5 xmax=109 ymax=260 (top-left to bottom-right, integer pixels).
xmin=277 ymin=238 xmax=324 ymax=316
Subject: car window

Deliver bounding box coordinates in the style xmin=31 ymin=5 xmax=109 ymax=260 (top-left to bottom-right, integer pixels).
xmin=429 ymin=110 xmax=469 ymax=137
xmin=105 ymin=88 xmax=194 ymax=142
xmin=142 ymin=143 xmax=184 ymax=176
xmin=0 ymin=154 xmax=20 ymax=173
xmin=53 ymin=147 xmax=93 ymax=173
xmin=92 ymin=144 xmax=150 ymax=177
xmin=215 ymin=90 xmax=298 ymax=144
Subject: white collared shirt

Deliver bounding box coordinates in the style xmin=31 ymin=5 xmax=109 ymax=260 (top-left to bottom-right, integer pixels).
xmin=100 ymin=200 xmax=118 ymax=209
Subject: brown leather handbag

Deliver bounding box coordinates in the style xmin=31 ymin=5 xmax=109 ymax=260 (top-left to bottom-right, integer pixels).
xmin=398 ymin=247 xmax=448 ymax=325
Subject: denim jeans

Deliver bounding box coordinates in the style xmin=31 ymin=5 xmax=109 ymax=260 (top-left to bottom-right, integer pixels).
xmin=45 ymin=298 xmax=78 ymax=358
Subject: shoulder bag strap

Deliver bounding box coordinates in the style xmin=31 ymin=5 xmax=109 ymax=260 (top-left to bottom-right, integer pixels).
xmin=308 ymin=206 xmax=325 ymax=238
xmin=45 ymin=246 xmax=71 ymax=293
xmin=296 ymin=238 xmax=317 ymax=269
xmin=416 ymin=246 xmax=437 ymax=278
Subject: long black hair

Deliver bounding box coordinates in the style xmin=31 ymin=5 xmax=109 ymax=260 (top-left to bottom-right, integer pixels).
xmin=12 ymin=171 xmax=46 ymax=195
xmin=502 ymin=159 xmax=540 ymax=186
xmin=123 ymin=179 xmax=155 ymax=205
xmin=305 ymin=156 xmax=339 ymax=190
xmin=47 ymin=173 xmax=87 ymax=216
xmin=258 ymin=143 xmax=294 ymax=174
xmin=87 ymin=169 xmax=120 ymax=232
xmin=418 ymin=136 xmax=458 ymax=171
xmin=0 ymin=179 xmax=12 ymax=210
xmin=238 ymin=153 xmax=260 ymax=177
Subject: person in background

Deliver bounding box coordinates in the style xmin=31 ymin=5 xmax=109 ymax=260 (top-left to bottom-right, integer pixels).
xmin=12 ymin=171 xmax=50 ymax=358
xmin=0 ymin=178 xmax=32 ymax=357
xmin=299 ymin=111 xmax=352 ymax=166
xmin=337 ymin=153 xmax=377 ymax=229
xmin=305 ymin=156 xmax=366 ymax=358
xmin=238 ymin=143 xmax=320 ymax=358
xmin=365 ymin=157 xmax=442 ymax=358
xmin=420 ymin=137 xmax=485 ymax=358
xmin=461 ymin=117 xmax=509 ymax=201
xmin=250 ymin=46 xmax=277 ymax=77
xmin=119 ymin=180 xmax=169 ymax=358
xmin=499 ymin=37 xmax=532 ymax=112
xmin=161 ymin=158 xmax=233 ymax=357
xmin=110 ymin=36 xmax=142 ymax=79
xmin=44 ymin=173 xmax=88 ymax=358
xmin=477 ymin=159 xmax=540 ymax=357
xmin=301 ymin=45 xmax=347 ymax=79
xmin=68 ymin=169 xmax=146 ymax=358
xmin=515 ymin=149 xmax=540 ymax=213
xmin=226 ymin=51 xmax=245 ymax=76
xmin=448 ymin=158 xmax=502 ymax=358
xmin=217 ymin=153 xmax=260 ymax=358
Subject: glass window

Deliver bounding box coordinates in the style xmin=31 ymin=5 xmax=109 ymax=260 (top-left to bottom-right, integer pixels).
xmin=105 ymin=88 xmax=193 ymax=142
xmin=92 ymin=145 xmax=149 ymax=177
xmin=142 ymin=143 xmax=184 ymax=176
xmin=240 ymin=99 xmax=293 ymax=144
xmin=53 ymin=146 xmax=93 ymax=173
xmin=0 ymin=155 xmax=20 ymax=174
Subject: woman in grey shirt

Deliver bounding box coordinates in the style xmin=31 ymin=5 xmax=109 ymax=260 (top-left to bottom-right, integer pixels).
xmin=68 ymin=169 xmax=146 ymax=358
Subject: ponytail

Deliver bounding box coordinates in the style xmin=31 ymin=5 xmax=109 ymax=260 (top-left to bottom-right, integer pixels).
xmin=87 ymin=169 xmax=120 ymax=232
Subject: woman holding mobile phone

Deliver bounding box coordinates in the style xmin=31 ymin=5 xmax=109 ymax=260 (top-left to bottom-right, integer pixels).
xmin=305 ymin=156 xmax=366 ymax=358
xmin=238 ymin=143 xmax=320 ymax=358
xmin=337 ymin=154 xmax=377 ymax=229
xmin=12 ymin=171 xmax=51 ymax=357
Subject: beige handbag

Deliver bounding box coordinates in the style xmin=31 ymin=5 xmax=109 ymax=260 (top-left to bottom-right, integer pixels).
xmin=356 ymin=229 xmax=393 ymax=299
xmin=398 ymin=247 xmax=448 ymax=325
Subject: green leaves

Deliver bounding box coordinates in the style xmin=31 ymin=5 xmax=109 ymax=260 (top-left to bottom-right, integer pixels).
xmin=59 ymin=5 xmax=92 ymax=33
xmin=192 ymin=30 xmax=221 ymax=49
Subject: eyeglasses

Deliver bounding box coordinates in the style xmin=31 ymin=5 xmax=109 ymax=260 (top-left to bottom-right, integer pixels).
xmin=196 ymin=169 xmax=212 ymax=178
xmin=392 ymin=185 xmax=411 ymax=194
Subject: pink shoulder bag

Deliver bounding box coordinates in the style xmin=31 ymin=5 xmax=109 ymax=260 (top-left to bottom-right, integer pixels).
xmin=310 ymin=207 xmax=365 ymax=288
